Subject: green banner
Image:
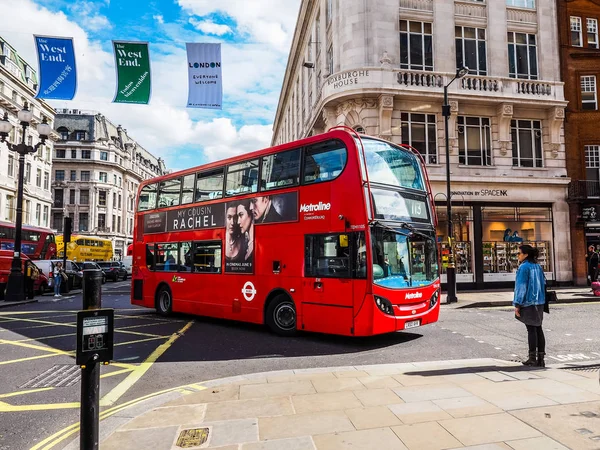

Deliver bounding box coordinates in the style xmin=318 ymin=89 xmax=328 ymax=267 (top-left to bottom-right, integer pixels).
xmin=112 ymin=41 xmax=151 ymax=104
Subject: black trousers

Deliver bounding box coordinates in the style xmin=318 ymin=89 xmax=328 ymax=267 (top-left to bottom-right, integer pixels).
xmin=526 ymin=325 xmax=545 ymax=353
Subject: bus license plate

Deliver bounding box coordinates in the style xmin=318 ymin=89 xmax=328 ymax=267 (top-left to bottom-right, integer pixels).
xmin=404 ymin=320 xmax=420 ymax=330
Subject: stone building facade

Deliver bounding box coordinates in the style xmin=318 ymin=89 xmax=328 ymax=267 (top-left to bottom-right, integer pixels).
xmin=272 ymin=0 xmax=571 ymax=288
xmin=558 ymin=0 xmax=600 ymax=284
xmin=52 ymin=110 xmax=166 ymax=258
xmin=0 ymin=36 xmax=55 ymax=229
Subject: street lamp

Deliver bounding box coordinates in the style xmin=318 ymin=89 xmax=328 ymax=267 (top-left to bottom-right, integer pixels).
xmin=0 ymin=103 xmax=51 ymax=302
xmin=442 ymin=67 xmax=468 ymax=304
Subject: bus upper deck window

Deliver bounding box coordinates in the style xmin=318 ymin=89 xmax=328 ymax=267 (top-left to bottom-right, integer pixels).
xmin=303 ymin=140 xmax=347 ymax=185
xmin=138 ymin=184 xmax=157 ymax=211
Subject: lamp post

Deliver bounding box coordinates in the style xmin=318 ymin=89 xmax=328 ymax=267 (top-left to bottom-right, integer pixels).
xmin=442 ymin=67 xmax=469 ymax=304
xmin=0 ymin=103 xmax=51 ymax=302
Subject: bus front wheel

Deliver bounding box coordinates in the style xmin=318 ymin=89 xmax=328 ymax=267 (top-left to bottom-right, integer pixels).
xmin=266 ymin=295 xmax=297 ymax=337
xmin=155 ymin=285 xmax=172 ymax=316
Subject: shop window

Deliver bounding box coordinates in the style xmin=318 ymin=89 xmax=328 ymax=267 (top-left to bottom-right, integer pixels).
xmin=511 ymin=120 xmax=543 ymax=168
xmin=401 ymin=113 xmax=438 ymax=164
xmin=436 ymin=206 xmax=474 ymax=278
xmin=458 ymin=117 xmax=492 ymax=166
xmin=482 ymin=206 xmax=553 ymax=275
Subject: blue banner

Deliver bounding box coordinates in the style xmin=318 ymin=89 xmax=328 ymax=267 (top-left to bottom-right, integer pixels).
xmin=34 ymin=35 xmax=77 ymax=100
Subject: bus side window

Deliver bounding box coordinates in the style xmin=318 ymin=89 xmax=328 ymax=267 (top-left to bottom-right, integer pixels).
xmin=179 ymin=242 xmax=193 ymax=272
xmin=146 ymin=244 xmax=155 ymax=270
xmin=303 ymin=140 xmax=347 ymax=185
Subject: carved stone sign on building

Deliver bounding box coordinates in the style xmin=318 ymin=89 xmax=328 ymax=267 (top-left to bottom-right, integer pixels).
xmin=327 ymin=70 xmax=370 ymax=89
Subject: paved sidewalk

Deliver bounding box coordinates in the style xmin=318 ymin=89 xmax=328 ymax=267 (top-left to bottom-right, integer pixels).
xmin=443 ymin=286 xmax=599 ymax=308
xmin=82 ymin=359 xmax=600 ymax=450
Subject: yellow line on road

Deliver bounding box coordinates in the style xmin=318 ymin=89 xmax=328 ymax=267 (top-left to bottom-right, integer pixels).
xmin=0 ymin=339 xmax=72 ymax=355
xmin=0 ymin=401 xmax=79 ymax=412
xmin=113 ymin=336 xmax=171 ymax=347
xmin=30 ymin=380 xmax=206 ymax=450
xmin=0 ymin=353 xmax=69 ymax=365
xmin=110 ymin=362 xmax=137 ymax=370
xmin=100 ymin=368 xmax=134 ymax=379
xmin=100 ymin=320 xmax=193 ymax=407
xmin=13 ymin=333 xmax=75 ymax=343
xmin=0 ymin=387 xmax=53 ymax=398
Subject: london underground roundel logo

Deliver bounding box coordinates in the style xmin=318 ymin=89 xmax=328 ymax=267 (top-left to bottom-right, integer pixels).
xmin=242 ymin=281 xmax=256 ymax=302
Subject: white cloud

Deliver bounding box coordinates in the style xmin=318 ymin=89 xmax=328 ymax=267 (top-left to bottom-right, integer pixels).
xmin=189 ymin=18 xmax=232 ymax=36
xmin=1 ymin=0 xmax=282 ymax=170
xmin=153 ymin=14 xmax=164 ymax=24
xmin=68 ymin=1 xmax=113 ymax=32
xmin=178 ymin=0 xmax=301 ymax=52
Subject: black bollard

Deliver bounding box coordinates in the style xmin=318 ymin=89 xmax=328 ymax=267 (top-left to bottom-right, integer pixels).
xmin=80 ymin=269 xmax=103 ymax=450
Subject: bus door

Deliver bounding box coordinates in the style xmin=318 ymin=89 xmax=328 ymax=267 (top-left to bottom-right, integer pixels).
xmin=302 ymin=233 xmax=355 ymax=335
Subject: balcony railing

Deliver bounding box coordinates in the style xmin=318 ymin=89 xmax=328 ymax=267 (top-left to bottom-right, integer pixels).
xmin=568 ymin=180 xmax=600 ymax=201
xmin=399 ymin=0 xmax=433 ymax=12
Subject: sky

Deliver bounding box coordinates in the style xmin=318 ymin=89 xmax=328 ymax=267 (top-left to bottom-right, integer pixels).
xmin=0 ymin=0 xmax=301 ymax=171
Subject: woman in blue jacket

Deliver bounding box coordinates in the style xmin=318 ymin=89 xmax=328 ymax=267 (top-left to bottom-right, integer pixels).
xmin=513 ymin=244 xmax=546 ymax=367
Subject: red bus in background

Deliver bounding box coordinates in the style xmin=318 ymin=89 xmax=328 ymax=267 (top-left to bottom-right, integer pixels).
xmin=131 ymin=129 xmax=440 ymax=336
xmin=0 ymin=221 xmax=56 ymax=260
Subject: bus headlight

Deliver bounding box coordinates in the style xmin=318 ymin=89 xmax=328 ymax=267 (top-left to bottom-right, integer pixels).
xmin=430 ymin=290 xmax=440 ymax=308
xmin=374 ymin=295 xmax=394 ymax=316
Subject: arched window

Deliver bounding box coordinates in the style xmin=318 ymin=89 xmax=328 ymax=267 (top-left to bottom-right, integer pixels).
xmin=354 ymin=125 xmax=366 ymax=134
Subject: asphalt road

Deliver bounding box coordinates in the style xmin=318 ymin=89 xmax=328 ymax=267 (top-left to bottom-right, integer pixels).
xmin=0 ymin=282 xmax=598 ymax=450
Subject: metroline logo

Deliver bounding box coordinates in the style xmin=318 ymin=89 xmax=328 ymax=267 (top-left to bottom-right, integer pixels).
xmin=405 ymin=292 xmax=423 ymax=300
xmin=300 ymin=202 xmax=331 ymax=213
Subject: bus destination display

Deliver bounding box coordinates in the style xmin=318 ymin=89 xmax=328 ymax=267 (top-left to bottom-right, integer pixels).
xmin=372 ymin=189 xmax=429 ymax=223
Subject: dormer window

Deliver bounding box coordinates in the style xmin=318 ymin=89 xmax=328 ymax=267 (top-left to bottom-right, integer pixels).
xmin=57 ymin=127 xmax=69 ymax=141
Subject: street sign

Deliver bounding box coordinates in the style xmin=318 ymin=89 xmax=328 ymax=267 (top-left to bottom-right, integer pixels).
xmin=76 ymin=309 xmax=114 ymax=366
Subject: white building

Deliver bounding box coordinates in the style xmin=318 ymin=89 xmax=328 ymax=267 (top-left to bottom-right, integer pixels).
xmin=0 ymin=37 xmax=55 ymax=228
xmin=52 ymin=110 xmax=166 ymax=258
xmin=273 ymin=0 xmax=571 ymax=288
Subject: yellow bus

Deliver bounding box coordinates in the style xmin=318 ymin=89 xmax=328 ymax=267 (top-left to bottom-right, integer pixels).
xmin=56 ymin=235 xmax=113 ymax=262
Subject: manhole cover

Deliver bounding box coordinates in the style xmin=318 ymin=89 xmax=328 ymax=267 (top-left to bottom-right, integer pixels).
xmin=20 ymin=365 xmax=80 ymax=388
xmin=176 ymin=428 xmax=210 ymax=448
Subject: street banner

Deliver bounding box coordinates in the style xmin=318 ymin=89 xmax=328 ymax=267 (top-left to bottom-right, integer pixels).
xmin=112 ymin=41 xmax=151 ymax=104
xmin=186 ymin=43 xmax=222 ymax=109
xmin=34 ymin=35 xmax=77 ymax=100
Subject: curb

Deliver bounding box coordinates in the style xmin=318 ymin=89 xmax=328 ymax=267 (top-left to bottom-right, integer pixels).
xmin=448 ymin=296 xmax=600 ymax=309
xmin=0 ymin=298 xmax=37 ymax=308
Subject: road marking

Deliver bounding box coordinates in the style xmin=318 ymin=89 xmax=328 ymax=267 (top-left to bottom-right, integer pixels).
xmin=495 ymin=347 xmax=502 ymax=350
xmin=100 ymin=320 xmax=193 ymax=407
xmin=0 ymin=387 xmax=53 ymax=398
xmin=0 ymin=339 xmax=72 ymax=355
xmin=30 ymin=381 xmax=207 ymax=450
xmin=113 ymin=336 xmax=171 ymax=347
xmin=565 ymin=334 xmax=572 ymax=336
xmin=0 ymin=400 xmax=80 ymax=412
xmin=0 ymin=353 xmax=68 ymax=365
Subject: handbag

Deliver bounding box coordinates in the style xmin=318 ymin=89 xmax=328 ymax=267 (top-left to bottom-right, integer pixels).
xmin=543 ymin=273 xmax=556 ymax=314
xmin=60 ymin=271 xmax=68 ymax=281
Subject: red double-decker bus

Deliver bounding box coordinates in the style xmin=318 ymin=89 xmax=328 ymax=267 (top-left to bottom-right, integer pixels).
xmin=0 ymin=221 xmax=56 ymax=260
xmin=131 ymin=129 xmax=440 ymax=336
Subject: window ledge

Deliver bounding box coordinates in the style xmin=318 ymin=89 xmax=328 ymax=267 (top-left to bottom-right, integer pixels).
xmin=510 ymin=166 xmax=547 ymax=170
xmin=456 ymin=165 xmax=496 ymax=169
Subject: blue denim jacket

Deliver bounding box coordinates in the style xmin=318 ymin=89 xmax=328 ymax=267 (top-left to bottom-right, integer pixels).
xmin=513 ymin=261 xmax=545 ymax=307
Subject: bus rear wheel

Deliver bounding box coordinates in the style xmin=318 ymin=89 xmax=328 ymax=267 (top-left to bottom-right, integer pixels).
xmin=266 ymin=295 xmax=297 ymax=336
xmin=155 ymin=285 xmax=172 ymax=316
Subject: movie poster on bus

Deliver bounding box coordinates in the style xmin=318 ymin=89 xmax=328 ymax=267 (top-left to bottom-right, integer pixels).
xmin=225 ymin=199 xmax=254 ymax=274
xmin=224 ymin=192 xmax=298 ymax=274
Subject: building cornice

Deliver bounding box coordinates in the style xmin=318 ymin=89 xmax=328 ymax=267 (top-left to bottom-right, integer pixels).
xmin=272 ymin=0 xmax=316 ymax=139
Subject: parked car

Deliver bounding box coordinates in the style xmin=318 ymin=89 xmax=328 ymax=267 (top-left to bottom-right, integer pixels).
xmin=80 ymin=262 xmax=106 ymax=284
xmin=0 ymin=250 xmax=49 ymax=299
xmin=121 ymin=255 xmax=133 ymax=276
xmin=97 ymin=261 xmax=128 ymax=281
xmin=35 ymin=260 xmax=84 ymax=292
